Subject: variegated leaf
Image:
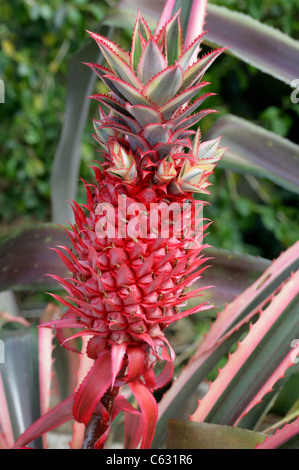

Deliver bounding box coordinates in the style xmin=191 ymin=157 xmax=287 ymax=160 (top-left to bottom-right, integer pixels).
xmin=137 ymin=39 xmax=168 ymax=84
xmin=104 ymin=76 xmax=154 ymax=106
xmin=88 ymin=30 xmax=130 ymax=64
xmin=173 ymin=109 xmax=216 ymax=133
xmin=170 ymin=92 xmax=216 ymax=125
xmin=178 ymin=32 xmax=207 ymax=71
xmin=190 ymin=270 xmax=299 ymax=425
xmin=143 ymin=123 xmax=172 ymax=147
xmin=126 ymin=104 xmax=163 ymax=126
xmin=130 ymin=11 xmax=152 ymax=71
xmin=93 ymin=38 xmax=143 ymax=89
xmin=196 ymin=136 xmax=223 ymax=161
xmin=180 ymin=48 xmax=225 ymax=92
xmin=143 ymin=64 xmax=184 ymax=105
xmin=165 ymin=10 xmax=183 ymax=66
xmin=152 ymin=242 xmax=299 ymax=447
xmin=160 ymin=81 xmax=209 ymax=120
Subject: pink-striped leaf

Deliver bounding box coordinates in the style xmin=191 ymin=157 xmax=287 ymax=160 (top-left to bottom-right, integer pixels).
xmin=73 ymin=350 xmax=112 ymax=425
xmin=70 ymin=336 xmax=94 ymax=449
xmin=12 ymin=395 xmax=74 ymax=449
xmin=193 ymin=241 xmax=299 ymax=360
xmin=183 ymin=0 xmax=208 ymax=50
xmin=0 ymin=327 xmax=42 ymax=448
xmin=205 ymin=3 xmax=299 ymax=85
xmin=129 ymin=379 xmax=158 ymax=449
xmin=154 ymin=0 xmax=176 ymax=37
xmin=152 ymin=241 xmax=299 ymax=447
xmin=256 ymin=416 xmax=299 ymax=449
xmin=0 ymin=372 xmax=14 ymax=448
xmin=0 ymin=225 xmax=69 ymax=292
xmin=190 ymin=270 xmax=299 ymax=425
xmin=38 ymin=306 xmax=56 ymax=449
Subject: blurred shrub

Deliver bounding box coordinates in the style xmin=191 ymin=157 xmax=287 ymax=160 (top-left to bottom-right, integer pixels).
xmin=0 ymin=0 xmax=108 ymax=227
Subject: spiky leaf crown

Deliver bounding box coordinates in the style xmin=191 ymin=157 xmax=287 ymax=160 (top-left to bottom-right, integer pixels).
xmin=85 ymin=10 xmax=226 ymax=196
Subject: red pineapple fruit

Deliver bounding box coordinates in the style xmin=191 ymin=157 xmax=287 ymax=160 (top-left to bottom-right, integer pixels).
xmin=14 ymin=10 xmax=226 ymax=450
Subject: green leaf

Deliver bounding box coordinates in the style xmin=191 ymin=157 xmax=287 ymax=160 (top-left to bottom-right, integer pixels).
xmin=130 ymin=11 xmax=152 ymax=72
xmin=90 ymin=94 xmax=131 ymax=119
xmin=167 ymin=420 xmax=266 ymax=449
xmin=206 ymin=114 xmax=299 ymax=194
xmin=131 ymin=23 xmax=143 ymax=72
xmin=272 ymin=371 xmax=299 ymax=416
xmin=170 ymin=93 xmax=215 ymax=125
xmin=0 ymin=291 xmax=19 ymax=317
xmin=143 ymin=124 xmax=171 ymax=147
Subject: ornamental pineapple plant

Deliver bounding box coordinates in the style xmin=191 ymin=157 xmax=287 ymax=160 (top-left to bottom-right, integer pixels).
xmin=13 ymin=10 xmax=226 ymax=449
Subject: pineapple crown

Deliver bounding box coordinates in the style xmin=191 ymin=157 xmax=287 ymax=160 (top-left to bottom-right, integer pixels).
xmin=85 ymin=10 xmax=227 ymax=195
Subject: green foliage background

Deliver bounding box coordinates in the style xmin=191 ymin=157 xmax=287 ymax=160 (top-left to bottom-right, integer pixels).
xmin=0 ymin=0 xmax=298 ymax=259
